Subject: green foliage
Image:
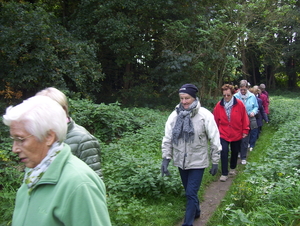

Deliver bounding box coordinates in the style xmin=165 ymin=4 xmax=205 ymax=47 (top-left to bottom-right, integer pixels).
xmin=0 ymin=2 xmax=104 ymax=97
xmin=0 ymin=183 xmax=19 ymax=226
xmin=69 ymin=98 xmax=168 ymax=142
xmin=0 ymin=123 xmax=23 ymax=226
xmin=101 ymin=110 xmax=185 ymax=225
xmin=266 ymin=93 xmax=300 ymax=128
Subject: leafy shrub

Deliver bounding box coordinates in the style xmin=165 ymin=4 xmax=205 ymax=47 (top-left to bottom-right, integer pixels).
xmin=69 ymin=99 xmax=165 ymax=143
xmin=101 ymin=109 xmax=183 ymax=198
xmin=0 ymin=120 xmax=24 ymax=226
xmin=268 ymin=93 xmax=300 ymax=128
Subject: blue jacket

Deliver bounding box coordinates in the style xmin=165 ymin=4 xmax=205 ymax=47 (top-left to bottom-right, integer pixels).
xmin=12 ymin=143 xmax=111 ymax=226
xmin=234 ymin=90 xmax=258 ymax=116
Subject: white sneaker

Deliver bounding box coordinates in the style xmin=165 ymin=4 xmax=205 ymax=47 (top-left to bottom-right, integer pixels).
xmin=241 ymin=160 xmax=247 ymax=165
xmin=220 ymin=175 xmax=228 ymax=182
xmin=249 ymin=147 xmax=253 ymax=152
xmin=229 ymin=169 xmax=236 ymax=175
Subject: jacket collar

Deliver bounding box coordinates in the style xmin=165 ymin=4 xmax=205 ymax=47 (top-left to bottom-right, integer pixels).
xmin=35 ymin=144 xmax=71 ymax=186
xmin=67 ymin=118 xmax=75 ymax=132
xmin=220 ymin=96 xmax=238 ymax=107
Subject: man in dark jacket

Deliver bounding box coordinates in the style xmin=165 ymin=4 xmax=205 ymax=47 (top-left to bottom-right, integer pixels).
xmin=36 ymin=87 xmax=102 ymax=178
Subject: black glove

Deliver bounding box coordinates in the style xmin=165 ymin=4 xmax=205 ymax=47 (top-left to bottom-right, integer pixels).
xmin=209 ymin=164 xmax=218 ymax=176
xmin=161 ymin=158 xmax=171 ymax=177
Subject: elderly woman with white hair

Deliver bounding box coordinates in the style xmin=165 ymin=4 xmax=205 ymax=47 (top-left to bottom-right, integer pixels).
xmin=3 ymin=96 xmax=111 ymax=226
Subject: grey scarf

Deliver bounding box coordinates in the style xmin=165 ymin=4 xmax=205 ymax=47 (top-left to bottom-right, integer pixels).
xmin=224 ymin=97 xmax=234 ymax=121
xmin=172 ymin=99 xmax=198 ymax=145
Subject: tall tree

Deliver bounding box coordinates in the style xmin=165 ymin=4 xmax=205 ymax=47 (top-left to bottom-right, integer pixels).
xmin=68 ymin=0 xmax=198 ymax=105
xmin=0 ymin=2 xmax=104 ymax=98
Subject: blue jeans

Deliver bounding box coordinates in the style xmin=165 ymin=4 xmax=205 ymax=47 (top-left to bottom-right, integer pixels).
xmin=249 ymin=128 xmax=259 ymax=148
xmin=178 ymin=168 xmax=204 ymax=226
xmin=220 ymin=138 xmax=241 ymax=176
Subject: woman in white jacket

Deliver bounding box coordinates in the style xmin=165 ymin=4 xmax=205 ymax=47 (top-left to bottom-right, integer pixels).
xmin=161 ymin=84 xmax=222 ymax=226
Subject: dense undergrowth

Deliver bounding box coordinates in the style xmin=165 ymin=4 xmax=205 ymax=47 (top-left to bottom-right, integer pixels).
xmin=1 ymin=91 xmax=299 ymax=226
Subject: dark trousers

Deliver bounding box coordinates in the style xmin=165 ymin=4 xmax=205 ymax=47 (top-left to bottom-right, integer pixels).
xmin=240 ymin=134 xmax=250 ymax=160
xmin=179 ymin=168 xmax=205 ymax=226
xmin=249 ymin=128 xmax=259 ymax=148
xmin=220 ymin=138 xmax=241 ymax=176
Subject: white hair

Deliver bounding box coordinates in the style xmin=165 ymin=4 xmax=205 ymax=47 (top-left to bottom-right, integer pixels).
xmin=3 ymin=95 xmax=67 ymax=142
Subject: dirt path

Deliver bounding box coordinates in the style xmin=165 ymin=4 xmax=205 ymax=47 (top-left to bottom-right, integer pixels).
xmin=175 ymin=160 xmax=241 ymax=226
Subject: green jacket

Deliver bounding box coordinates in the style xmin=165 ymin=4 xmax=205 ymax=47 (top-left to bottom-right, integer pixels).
xmin=12 ymin=144 xmax=111 ymax=226
xmin=65 ymin=118 xmax=102 ymax=178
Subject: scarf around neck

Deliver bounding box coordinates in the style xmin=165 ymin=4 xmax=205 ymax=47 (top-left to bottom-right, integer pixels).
xmin=24 ymin=142 xmax=63 ymax=194
xmin=172 ymin=99 xmax=198 ymax=145
xmin=239 ymin=90 xmax=249 ymax=104
xmin=224 ymin=96 xmax=234 ymax=121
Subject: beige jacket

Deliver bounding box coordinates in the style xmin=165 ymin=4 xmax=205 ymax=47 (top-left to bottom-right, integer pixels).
xmin=162 ymin=101 xmax=221 ymax=169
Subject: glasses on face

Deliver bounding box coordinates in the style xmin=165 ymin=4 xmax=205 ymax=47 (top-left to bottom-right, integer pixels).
xmin=223 ymin=94 xmax=232 ymax=97
xmin=240 ymin=89 xmax=247 ymax=92
xmin=10 ymin=134 xmax=33 ymax=145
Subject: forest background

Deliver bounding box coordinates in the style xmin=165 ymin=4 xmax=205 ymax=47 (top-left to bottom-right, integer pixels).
xmin=1 ymin=1 xmax=300 ymax=226
xmin=1 ymin=0 xmax=300 ymax=109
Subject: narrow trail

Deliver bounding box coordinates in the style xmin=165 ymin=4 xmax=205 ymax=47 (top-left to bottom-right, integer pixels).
xmin=175 ymin=159 xmax=241 ymax=226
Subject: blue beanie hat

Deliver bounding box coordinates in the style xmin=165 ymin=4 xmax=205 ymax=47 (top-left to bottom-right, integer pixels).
xmin=179 ymin=84 xmax=198 ymax=98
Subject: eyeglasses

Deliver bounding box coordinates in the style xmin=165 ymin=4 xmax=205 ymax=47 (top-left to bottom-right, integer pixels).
xmin=10 ymin=134 xmax=33 ymax=145
xmin=223 ymin=94 xmax=232 ymax=97
xmin=240 ymin=89 xmax=247 ymax=91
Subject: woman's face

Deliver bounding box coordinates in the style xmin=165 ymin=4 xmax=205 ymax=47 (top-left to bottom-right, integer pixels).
xmin=179 ymin=93 xmax=195 ymax=109
xmin=240 ymin=86 xmax=248 ymax=95
xmin=222 ymin=89 xmax=233 ymax=102
xmin=10 ymin=121 xmax=50 ymax=168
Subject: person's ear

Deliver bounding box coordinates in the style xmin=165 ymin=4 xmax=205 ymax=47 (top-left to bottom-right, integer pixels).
xmin=46 ymin=130 xmax=56 ymax=146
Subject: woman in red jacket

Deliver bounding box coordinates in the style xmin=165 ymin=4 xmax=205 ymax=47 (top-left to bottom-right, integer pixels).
xmin=213 ymin=84 xmax=250 ymax=182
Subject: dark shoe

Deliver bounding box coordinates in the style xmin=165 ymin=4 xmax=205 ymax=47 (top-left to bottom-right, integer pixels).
xmin=195 ymin=212 xmax=201 ymax=219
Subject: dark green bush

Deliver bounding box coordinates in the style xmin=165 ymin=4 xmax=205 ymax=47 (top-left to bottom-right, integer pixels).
xmin=69 ymin=98 xmax=166 ymax=143
xmin=0 ymin=120 xmax=24 ymax=226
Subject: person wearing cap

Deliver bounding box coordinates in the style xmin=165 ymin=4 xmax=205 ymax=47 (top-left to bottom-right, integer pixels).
xmin=213 ymin=84 xmax=249 ymax=182
xmin=259 ymin=84 xmax=269 ymax=114
xmin=161 ymin=84 xmax=222 ymax=226
xmin=234 ymin=80 xmax=258 ymax=165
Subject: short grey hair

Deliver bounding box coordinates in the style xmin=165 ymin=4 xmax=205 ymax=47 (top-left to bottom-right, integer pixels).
xmin=239 ymin=80 xmax=248 ymax=88
xmin=3 ymin=95 xmax=67 ymax=142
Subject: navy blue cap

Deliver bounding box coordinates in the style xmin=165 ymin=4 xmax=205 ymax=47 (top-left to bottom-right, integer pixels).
xmin=179 ymin=84 xmax=198 ymax=98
